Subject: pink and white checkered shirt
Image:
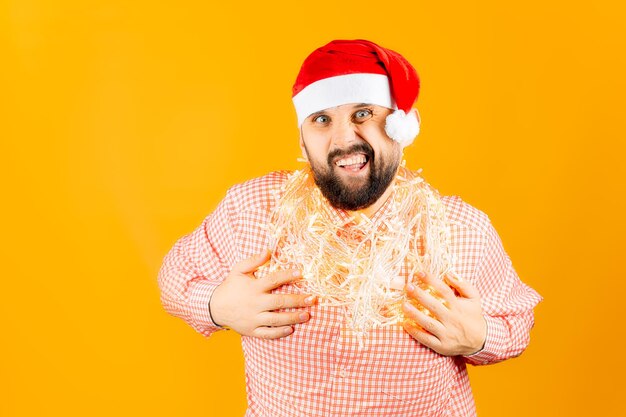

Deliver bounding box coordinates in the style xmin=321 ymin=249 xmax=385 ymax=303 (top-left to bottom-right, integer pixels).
xmin=158 ymin=171 xmax=542 ymax=417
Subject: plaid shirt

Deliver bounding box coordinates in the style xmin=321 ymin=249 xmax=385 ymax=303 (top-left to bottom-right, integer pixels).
xmin=158 ymin=171 xmax=542 ymax=416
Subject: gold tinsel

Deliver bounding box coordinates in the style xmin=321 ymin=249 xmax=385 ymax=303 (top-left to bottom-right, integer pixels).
xmin=266 ymin=163 xmax=454 ymax=338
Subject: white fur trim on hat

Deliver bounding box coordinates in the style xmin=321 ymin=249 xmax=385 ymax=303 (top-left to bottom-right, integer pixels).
xmin=385 ymin=109 xmax=420 ymax=147
xmin=292 ymin=73 xmax=394 ymax=126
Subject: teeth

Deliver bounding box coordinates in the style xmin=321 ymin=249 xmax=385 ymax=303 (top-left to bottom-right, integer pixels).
xmin=336 ymin=154 xmax=366 ymax=167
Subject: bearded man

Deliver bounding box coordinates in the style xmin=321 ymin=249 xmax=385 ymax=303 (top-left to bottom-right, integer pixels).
xmin=158 ymin=39 xmax=542 ymax=416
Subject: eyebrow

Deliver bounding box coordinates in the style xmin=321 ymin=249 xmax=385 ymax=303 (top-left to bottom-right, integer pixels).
xmin=308 ymin=103 xmax=373 ymax=119
xmin=308 ymin=109 xmax=327 ymax=119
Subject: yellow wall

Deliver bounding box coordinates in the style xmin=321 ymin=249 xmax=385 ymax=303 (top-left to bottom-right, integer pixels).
xmin=2 ymin=1 xmax=625 ymax=415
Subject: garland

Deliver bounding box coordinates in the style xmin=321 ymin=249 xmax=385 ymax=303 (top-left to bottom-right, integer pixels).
xmin=266 ymin=163 xmax=454 ymax=337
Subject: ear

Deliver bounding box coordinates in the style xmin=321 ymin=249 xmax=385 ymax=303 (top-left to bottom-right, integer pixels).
xmin=413 ymin=108 xmax=421 ymax=125
xmin=299 ymin=129 xmax=309 ymax=161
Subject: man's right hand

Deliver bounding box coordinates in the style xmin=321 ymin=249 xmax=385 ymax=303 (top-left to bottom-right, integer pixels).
xmin=209 ymin=250 xmax=316 ymax=339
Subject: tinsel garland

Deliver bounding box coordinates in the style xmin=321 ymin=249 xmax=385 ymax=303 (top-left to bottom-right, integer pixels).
xmin=266 ymin=163 xmax=454 ymax=337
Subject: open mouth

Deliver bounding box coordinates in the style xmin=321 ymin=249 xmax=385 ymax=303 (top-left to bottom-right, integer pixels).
xmin=334 ymin=153 xmax=369 ymax=173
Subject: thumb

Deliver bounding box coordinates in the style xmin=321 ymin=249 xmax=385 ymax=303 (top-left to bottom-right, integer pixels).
xmin=232 ymin=249 xmax=271 ymax=275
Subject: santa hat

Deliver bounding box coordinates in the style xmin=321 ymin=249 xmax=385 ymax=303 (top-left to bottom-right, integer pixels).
xmin=292 ymin=39 xmax=420 ymax=147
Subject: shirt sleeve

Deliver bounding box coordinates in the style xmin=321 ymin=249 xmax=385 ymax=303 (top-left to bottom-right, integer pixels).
xmin=463 ymin=221 xmax=542 ymax=366
xmin=157 ymin=191 xmax=239 ymax=337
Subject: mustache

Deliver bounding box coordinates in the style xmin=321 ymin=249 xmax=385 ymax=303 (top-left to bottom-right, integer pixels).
xmin=327 ymin=143 xmax=374 ymax=165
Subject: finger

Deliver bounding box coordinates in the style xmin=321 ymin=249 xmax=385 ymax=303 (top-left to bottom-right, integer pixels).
xmin=402 ymin=300 xmax=445 ymax=337
xmin=418 ymin=272 xmax=456 ymax=303
xmin=444 ymin=273 xmax=480 ymax=299
xmin=257 ymin=311 xmax=311 ymax=327
xmin=232 ymin=250 xmax=271 ymax=275
xmin=405 ymin=283 xmax=451 ymax=320
xmin=263 ymin=293 xmax=317 ymax=311
xmin=259 ymin=268 xmax=303 ymax=291
xmin=251 ymin=325 xmax=294 ymax=340
xmin=403 ymin=320 xmax=442 ymax=350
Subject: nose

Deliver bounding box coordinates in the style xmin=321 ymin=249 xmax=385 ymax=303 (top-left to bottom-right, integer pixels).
xmin=330 ymin=119 xmax=358 ymax=148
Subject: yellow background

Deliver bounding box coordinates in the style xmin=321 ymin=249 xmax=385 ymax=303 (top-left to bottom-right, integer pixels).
xmin=2 ymin=1 xmax=625 ymax=415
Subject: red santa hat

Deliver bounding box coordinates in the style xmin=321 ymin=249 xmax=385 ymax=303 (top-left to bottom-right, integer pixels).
xmin=292 ymin=39 xmax=420 ymax=147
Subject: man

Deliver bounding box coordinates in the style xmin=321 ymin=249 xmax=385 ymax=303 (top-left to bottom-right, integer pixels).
xmin=158 ymin=39 xmax=542 ymax=416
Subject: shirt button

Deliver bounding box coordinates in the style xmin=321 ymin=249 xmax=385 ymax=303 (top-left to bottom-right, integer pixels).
xmin=338 ymin=368 xmax=347 ymax=378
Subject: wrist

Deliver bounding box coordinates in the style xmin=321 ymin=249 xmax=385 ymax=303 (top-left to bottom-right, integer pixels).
xmin=465 ymin=316 xmax=487 ymax=356
xmin=208 ymin=287 xmax=230 ymax=330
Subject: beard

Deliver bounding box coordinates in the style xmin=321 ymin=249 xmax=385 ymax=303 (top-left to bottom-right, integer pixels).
xmin=305 ymin=141 xmax=401 ymax=211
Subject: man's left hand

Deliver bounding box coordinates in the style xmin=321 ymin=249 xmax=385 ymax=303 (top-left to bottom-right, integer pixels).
xmin=402 ymin=272 xmax=487 ymax=356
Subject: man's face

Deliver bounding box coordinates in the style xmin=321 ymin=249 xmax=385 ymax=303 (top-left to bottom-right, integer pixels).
xmin=299 ymin=103 xmax=402 ymax=211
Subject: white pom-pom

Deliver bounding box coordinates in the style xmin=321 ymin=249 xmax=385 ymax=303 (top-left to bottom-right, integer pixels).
xmin=384 ymin=109 xmax=420 ymax=147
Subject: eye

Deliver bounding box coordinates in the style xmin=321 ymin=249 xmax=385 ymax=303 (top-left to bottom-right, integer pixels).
xmin=312 ymin=114 xmax=330 ymax=124
xmin=353 ymin=108 xmax=373 ymax=122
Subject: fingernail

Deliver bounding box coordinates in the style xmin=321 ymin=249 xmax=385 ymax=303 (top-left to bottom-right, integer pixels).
xmin=292 ymin=270 xmax=301 ymax=277
xmin=304 ymin=295 xmax=316 ymax=305
xmin=417 ymin=272 xmax=426 ymax=278
xmin=298 ymin=312 xmax=309 ymax=321
xmin=407 ymin=283 xmax=415 ymax=292
xmin=284 ymin=326 xmax=294 ymax=335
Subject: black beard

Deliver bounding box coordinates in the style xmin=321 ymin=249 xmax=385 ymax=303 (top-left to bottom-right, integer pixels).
xmin=307 ymin=142 xmax=400 ymax=211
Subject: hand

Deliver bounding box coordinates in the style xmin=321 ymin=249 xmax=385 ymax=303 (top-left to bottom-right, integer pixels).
xmin=402 ymin=272 xmax=487 ymax=356
xmin=210 ymin=250 xmax=317 ymax=339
